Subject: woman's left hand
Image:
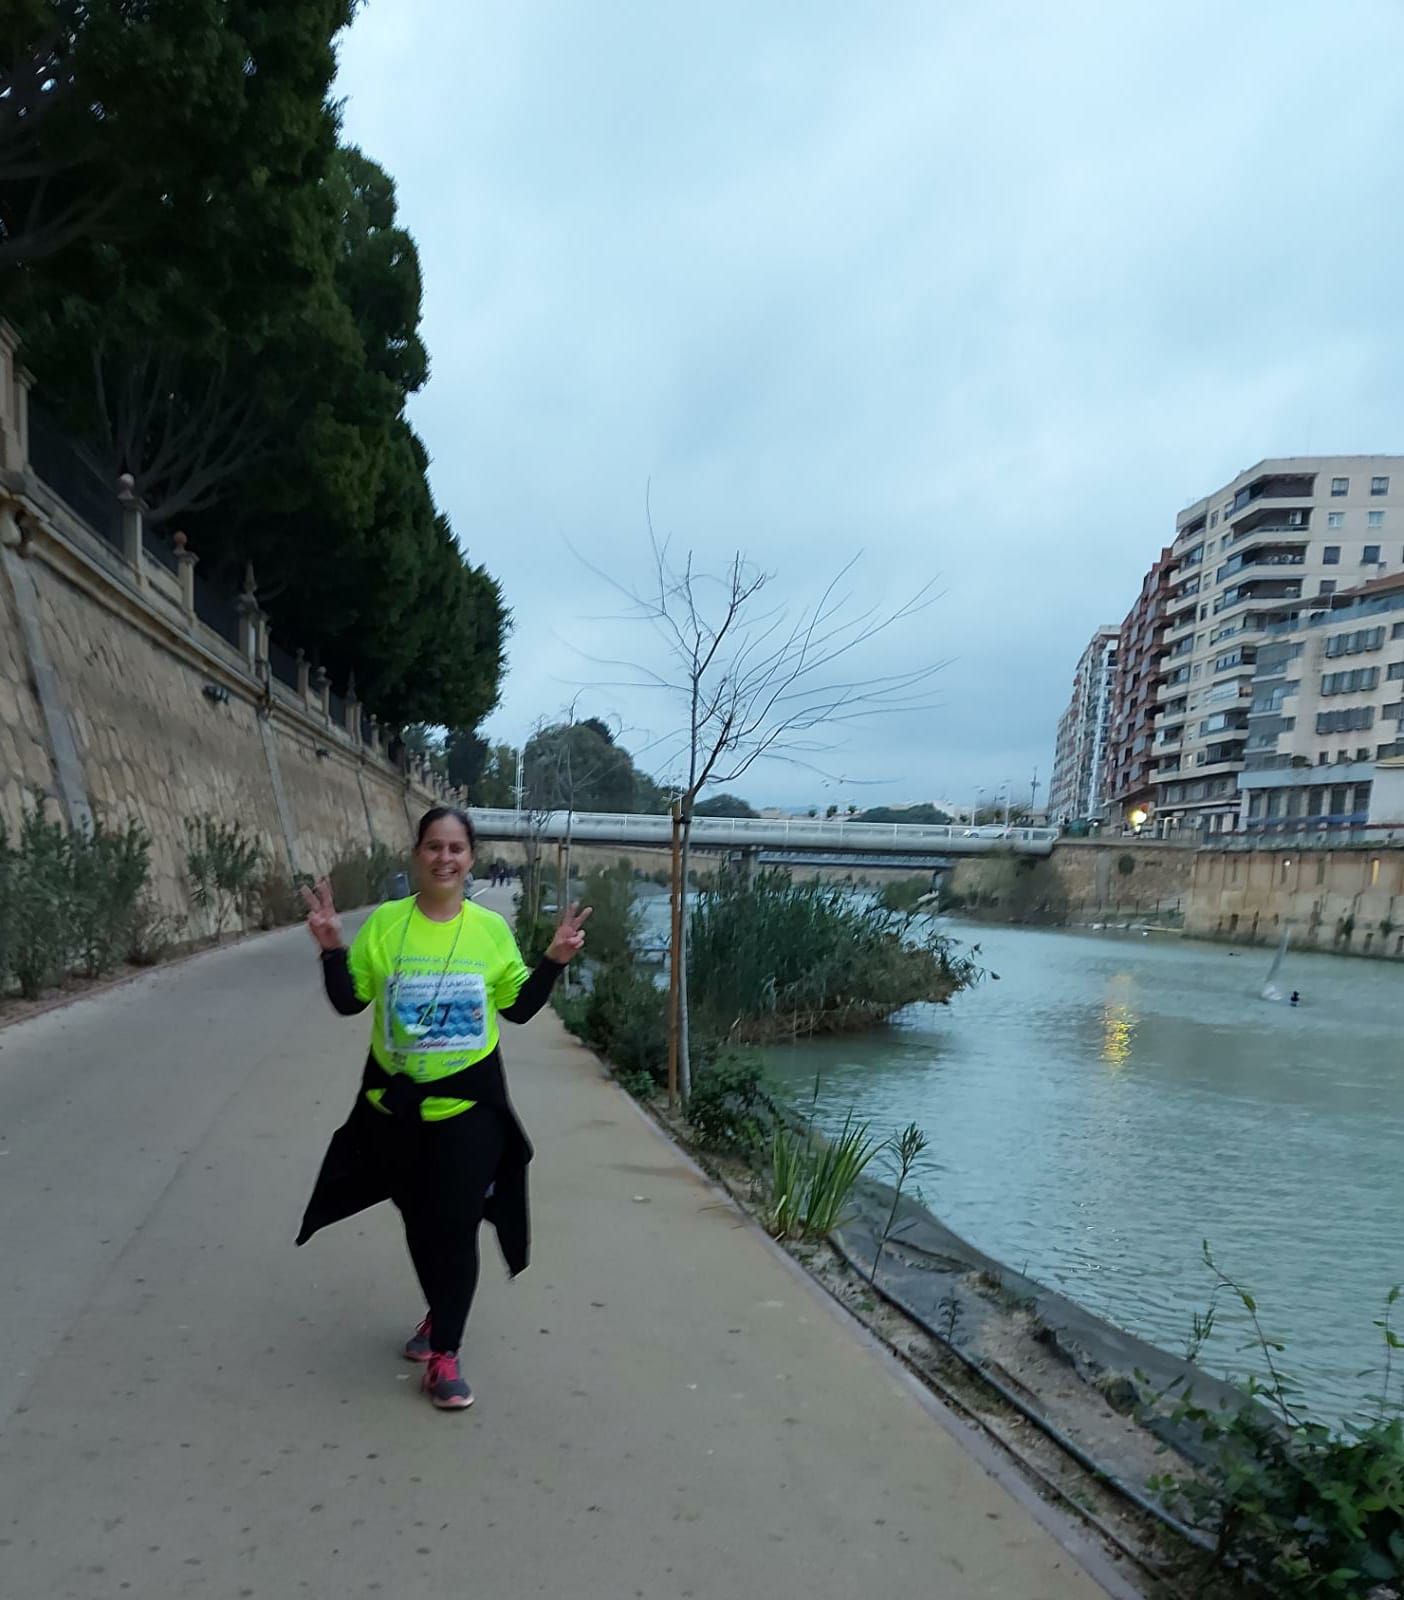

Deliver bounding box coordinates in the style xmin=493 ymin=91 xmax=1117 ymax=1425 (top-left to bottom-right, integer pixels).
xmin=546 ymin=902 xmax=592 ymax=964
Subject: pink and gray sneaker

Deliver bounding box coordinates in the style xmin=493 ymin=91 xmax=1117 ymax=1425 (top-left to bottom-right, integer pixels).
xmin=422 ymin=1351 xmax=473 ymax=1410
xmin=403 ymin=1314 xmax=433 ymax=1363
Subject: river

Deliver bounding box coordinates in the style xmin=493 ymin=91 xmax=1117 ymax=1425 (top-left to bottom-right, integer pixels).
xmin=746 ymin=920 xmax=1403 ymax=1425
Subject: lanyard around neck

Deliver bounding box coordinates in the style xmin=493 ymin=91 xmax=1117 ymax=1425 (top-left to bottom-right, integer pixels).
xmin=388 ymin=898 xmax=466 ymax=1052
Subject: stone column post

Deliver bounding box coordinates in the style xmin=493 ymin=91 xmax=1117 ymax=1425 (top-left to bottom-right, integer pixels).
xmin=117 ymin=474 xmax=146 ymax=589
xmin=295 ymin=648 xmax=311 ymax=702
xmin=367 ymin=715 xmax=382 ymax=757
xmin=0 ymin=321 xmax=32 ymax=472
xmin=311 ymin=664 xmax=330 ymax=720
xmin=236 ymin=564 xmax=262 ymax=669
xmin=172 ymin=531 xmax=198 ymax=620
xmin=344 ymin=671 xmax=361 ymax=739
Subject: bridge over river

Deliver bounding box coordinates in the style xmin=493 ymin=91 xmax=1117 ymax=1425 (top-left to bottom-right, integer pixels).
xmin=469 ymin=808 xmax=1057 ymax=859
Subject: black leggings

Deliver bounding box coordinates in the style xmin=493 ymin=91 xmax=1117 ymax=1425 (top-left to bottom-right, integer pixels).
xmin=390 ymin=1107 xmax=507 ymax=1354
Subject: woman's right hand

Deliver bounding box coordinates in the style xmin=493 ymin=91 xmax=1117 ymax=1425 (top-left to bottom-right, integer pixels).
xmin=300 ymin=877 xmax=345 ymax=952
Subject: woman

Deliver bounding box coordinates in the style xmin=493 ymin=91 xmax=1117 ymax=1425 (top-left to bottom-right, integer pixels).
xmin=296 ymin=806 xmax=590 ymax=1411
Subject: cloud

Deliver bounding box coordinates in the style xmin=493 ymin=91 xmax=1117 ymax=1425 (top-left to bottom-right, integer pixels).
xmin=335 ymin=0 xmax=1404 ymax=806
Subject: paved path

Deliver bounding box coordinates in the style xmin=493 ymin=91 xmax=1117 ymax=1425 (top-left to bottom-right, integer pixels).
xmin=0 ymin=897 xmax=1120 ymax=1599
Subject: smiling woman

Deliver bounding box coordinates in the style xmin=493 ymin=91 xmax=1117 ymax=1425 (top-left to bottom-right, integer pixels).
xmin=294 ymin=806 xmax=591 ymax=1411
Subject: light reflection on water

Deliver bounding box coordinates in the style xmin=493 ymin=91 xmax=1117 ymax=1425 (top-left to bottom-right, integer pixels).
xmin=753 ymin=921 xmax=1404 ymax=1424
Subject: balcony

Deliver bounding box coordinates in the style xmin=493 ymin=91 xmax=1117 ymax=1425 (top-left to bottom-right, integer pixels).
xmin=1228 ymin=519 xmax=1312 ymax=547
xmin=1213 ymin=580 xmax=1302 ymax=616
xmin=1216 ymin=549 xmax=1307 ymax=582
xmin=1223 ymin=475 xmax=1316 ymax=528
xmin=1196 ymin=740 xmax=1247 ymax=769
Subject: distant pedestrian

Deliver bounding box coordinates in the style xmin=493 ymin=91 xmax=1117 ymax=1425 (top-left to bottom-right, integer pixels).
xmin=1290 ymin=990 xmax=1300 ymax=1006
xmin=296 ymin=805 xmax=591 ymax=1410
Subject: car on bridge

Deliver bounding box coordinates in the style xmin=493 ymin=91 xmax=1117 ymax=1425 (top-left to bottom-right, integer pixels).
xmin=963 ymin=824 xmax=1012 ymax=839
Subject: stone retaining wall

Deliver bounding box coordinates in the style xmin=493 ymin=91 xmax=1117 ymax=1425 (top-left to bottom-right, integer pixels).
xmin=0 ymin=358 xmax=447 ymax=929
xmin=1186 ymin=846 xmax=1404 ymax=959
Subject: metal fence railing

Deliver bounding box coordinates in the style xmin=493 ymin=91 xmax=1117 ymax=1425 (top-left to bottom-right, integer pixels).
xmin=24 ymin=409 xmax=408 ymax=751
xmin=269 ymin=641 xmax=300 ymax=691
xmin=143 ymin=524 xmax=180 ymax=574
xmin=193 ymin=570 xmax=241 ymax=649
xmin=26 ymin=403 xmax=123 ymax=552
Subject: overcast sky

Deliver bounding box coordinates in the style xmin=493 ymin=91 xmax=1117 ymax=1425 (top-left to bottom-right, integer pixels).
xmin=334 ymin=1 xmax=1404 ymax=811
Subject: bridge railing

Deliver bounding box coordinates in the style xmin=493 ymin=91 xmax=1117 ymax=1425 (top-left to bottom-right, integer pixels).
xmin=467 ymin=807 xmax=1059 ymax=855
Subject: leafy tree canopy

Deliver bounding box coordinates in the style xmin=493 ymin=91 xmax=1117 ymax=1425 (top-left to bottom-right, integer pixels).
xmin=693 ymin=793 xmax=758 ymax=818
xmin=858 ymin=803 xmax=953 ymax=825
xmin=1 ymin=1 xmax=505 ymax=733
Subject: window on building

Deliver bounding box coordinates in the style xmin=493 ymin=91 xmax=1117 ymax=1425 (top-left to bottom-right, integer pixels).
xmin=1325 ymin=627 xmax=1386 ymax=657
xmin=1364 ymin=544 xmax=1382 ymax=564
xmin=1323 ymin=545 xmax=1340 ymax=564
xmin=1316 ymin=706 xmax=1376 ymax=733
xmin=1369 ymin=510 xmax=1386 ymax=527
xmin=1328 ymin=512 xmax=1344 ymax=528
xmin=1321 ymin=667 xmax=1380 ymax=695
xmin=1319 ymin=580 xmax=1337 ymax=597
xmin=1393 ymin=622 xmax=1404 ymax=640
xmin=1332 ymin=477 xmax=1349 ymax=496
xmin=1372 ymin=476 xmax=1390 ymax=495
xmin=1388 ymin=662 xmax=1404 ymax=681
xmin=1209 ymin=511 xmax=1218 ymax=528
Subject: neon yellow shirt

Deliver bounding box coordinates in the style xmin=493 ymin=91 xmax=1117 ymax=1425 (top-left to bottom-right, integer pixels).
xmin=348 ymin=896 xmax=531 ymax=1122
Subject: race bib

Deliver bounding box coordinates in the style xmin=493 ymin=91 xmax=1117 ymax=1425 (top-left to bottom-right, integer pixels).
xmin=384 ymin=972 xmax=489 ymax=1055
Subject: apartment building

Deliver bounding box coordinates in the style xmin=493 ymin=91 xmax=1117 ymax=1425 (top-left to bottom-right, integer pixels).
xmin=1104 ymin=552 xmax=1172 ymax=828
xmin=1237 ymin=571 xmax=1404 ymax=831
xmin=1050 ymin=626 xmax=1120 ymax=822
xmin=1150 ymin=458 xmax=1404 ymax=835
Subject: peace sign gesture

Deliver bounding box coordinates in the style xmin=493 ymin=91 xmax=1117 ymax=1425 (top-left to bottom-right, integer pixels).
xmin=546 ymin=901 xmax=592 ymax=965
xmin=300 ymin=877 xmax=345 ymax=953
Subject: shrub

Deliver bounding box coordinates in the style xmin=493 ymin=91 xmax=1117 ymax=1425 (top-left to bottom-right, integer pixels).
xmin=578 ymin=861 xmax=640 ymax=966
xmin=9 ymin=804 xmax=78 ymax=997
xmin=326 ymin=841 xmax=403 ymax=910
xmin=580 ymin=961 xmax=669 ymax=1084
xmin=0 ymin=820 xmax=14 ymax=992
xmin=186 ymin=816 xmax=262 ymax=937
xmin=686 ymin=1051 xmax=778 ymax=1156
xmin=255 ymin=866 xmax=306 ymax=929
xmin=126 ymin=893 xmax=182 ymax=966
xmin=0 ymin=803 xmax=153 ymax=996
xmin=875 ymin=877 xmax=932 ymax=923
xmin=551 ymin=986 xmax=591 ymax=1037
xmin=688 ymin=868 xmax=981 ymax=1041
xmin=764 ymin=1109 xmax=879 ymax=1241
xmin=617 ymin=1068 xmax=656 ymax=1100
xmin=71 ymin=818 xmax=151 ymax=977
xmin=1148 ymin=1255 xmax=1404 ymax=1596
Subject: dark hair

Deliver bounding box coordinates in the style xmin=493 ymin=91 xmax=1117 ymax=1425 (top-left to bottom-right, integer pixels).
xmin=415 ymin=805 xmax=476 ymax=850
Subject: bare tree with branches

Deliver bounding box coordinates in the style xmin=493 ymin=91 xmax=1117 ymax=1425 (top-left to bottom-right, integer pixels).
xmin=586 ymin=511 xmax=944 ymax=1104
xmin=76 ymin=344 xmax=271 ymax=525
